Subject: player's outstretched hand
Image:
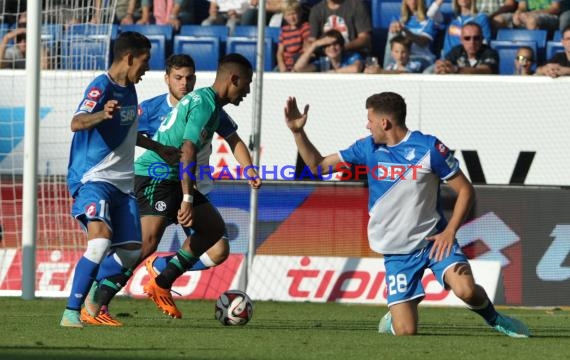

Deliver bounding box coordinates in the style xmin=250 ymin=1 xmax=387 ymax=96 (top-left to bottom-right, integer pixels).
xmin=284 ymin=97 xmax=309 ymax=133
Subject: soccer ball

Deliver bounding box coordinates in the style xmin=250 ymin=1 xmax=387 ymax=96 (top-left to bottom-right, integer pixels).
xmin=215 ymin=290 xmax=253 ymax=326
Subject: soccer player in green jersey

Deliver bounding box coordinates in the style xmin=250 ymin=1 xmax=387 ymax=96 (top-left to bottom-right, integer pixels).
xmin=136 ymin=53 xmax=256 ymax=318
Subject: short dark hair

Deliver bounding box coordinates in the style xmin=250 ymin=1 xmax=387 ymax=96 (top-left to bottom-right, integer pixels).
xmin=322 ymin=29 xmax=345 ymax=47
xmin=365 ymin=92 xmax=407 ymax=126
xmin=218 ymin=53 xmax=253 ymax=73
xmin=390 ymin=35 xmax=412 ymax=50
xmin=166 ymin=54 xmax=195 ymax=74
xmin=563 ymin=24 xmax=570 ymax=37
xmin=113 ymin=31 xmax=151 ymax=62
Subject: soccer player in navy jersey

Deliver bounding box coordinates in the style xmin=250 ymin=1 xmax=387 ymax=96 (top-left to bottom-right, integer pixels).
xmin=60 ymin=31 xmax=151 ymax=328
xmin=284 ymin=92 xmax=530 ymax=338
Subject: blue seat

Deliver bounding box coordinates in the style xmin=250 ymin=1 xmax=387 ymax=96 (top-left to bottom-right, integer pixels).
xmin=372 ymin=1 xmax=401 ymax=29
xmin=546 ymin=41 xmax=564 ymax=60
xmin=147 ymin=34 xmax=167 ymax=70
xmin=67 ymin=23 xmax=118 ymax=38
xmin=496 ymin=29 xmax=547 ymax=62
xmin=233 ymin=25 xmax=260 ymax=38
xmin=553 ymin=30 xmax=561 ymax=42
xmin=60 ymin=35 xmax=108 ymax=70
xmin=490 ymin=40 xmax=537 ymax=75
xmin=266 ymin=27 xmax=281 ymax=45
xmin=226 ymin=36 xmax=274 ymax=71
xmin=174 ymin=35 xmax=220 ymax=71
xmin=119 ymin=24 xmax=174 ymax=41
xmin=179 ymin=25 xmax=229 ymax=40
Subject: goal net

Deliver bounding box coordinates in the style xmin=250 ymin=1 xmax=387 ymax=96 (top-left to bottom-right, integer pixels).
xmin=0 ymin=0 xmax=116 ymax=295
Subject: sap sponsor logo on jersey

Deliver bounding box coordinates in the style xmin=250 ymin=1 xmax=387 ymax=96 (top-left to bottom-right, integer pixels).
xmin=87 ymin=87 xmax=102 ymax=100
xmin=120 ymin=105 xmax=137 ymax=125
xmin=79 ymin=99 xmax=97 ymax=113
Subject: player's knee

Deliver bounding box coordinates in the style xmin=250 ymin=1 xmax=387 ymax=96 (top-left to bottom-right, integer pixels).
xmin=393 ymin=322 xmax=417 ymax=336
xmin=115 ymin=247 xmax=141 ymax=269
xmin=84 ymin=238 xmax=111 ymax=264
xmin=451 ymin=282 xmax=476 ymax=302
xmin=208 ymin=238 xmax=230 ymax=264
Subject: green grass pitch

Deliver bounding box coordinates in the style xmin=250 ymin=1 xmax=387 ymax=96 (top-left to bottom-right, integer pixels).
xmin=1 ymin=297 xmax=569 ymax=360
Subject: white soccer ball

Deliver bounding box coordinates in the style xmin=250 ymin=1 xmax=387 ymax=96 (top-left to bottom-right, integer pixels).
xmin=215 ymin=289 xmax=253 ymax=326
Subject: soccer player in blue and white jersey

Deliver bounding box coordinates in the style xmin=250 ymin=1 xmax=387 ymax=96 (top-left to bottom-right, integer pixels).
xmin=284 ymin=92 xmax=530 ymax=338
xmin=60 ymin=31 xmax=151 ymax=328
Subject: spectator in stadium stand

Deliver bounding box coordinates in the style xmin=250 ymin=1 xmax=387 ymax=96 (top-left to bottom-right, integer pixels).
xmin=201 ymin=0 xmax=251 ymax=35
xmin=475 ymin=0 xmax=517 ymax=31
xmin=240 ymin=0 xmax=285 ymax=26
xmin=507 ymin=0 xmax=561 ymax=31
xmin=0 ymin=11 xmax=51 ymax=70
xmin=293 ymin=28 xmax=363 ymax=72
xmin=432 ymin=22 xmax=498 ymax=74
xmin=513 ymin=45 xmax=535 ymax=75
xmin=114 ymin=0 xmax=152 ymax=25
xmin=364 ymin=35 xmax=423 ymax=73
xmin=440 ymin=0 xmax=492 ymax=57
xmin=307 ymin=0 xmax=372 ymax=56
xmin=276 ymin=0 xmax=311 ymax=72
xmin=535 ymin=24 xmax=570 ymax=77
xmin=383 ymin=0 xmax=437 ymax=71
xmin=153 ymin=0 xmax=197 ymax=30
xmin=284 ymin=91 xmax=531 ymax=338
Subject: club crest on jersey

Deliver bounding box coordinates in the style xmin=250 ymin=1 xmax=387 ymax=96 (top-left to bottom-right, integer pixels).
xmin=87 ymin=87 xmax=102 ymax=100
xmin=79 ymin=99 xmax=97 ymax=113
xmin=85 ymin=203 xmax=97 ymax=218
xmin=154 ymin=201 xmax=167 ymax=212
xmin=435 ymin=141 xmax=449 ymax=156
xmin=405 ymin=148 xmax=416 ymax=161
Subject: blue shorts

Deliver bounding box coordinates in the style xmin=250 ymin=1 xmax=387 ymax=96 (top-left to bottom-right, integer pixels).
xmin=383 ymin=241 xmax=468 ymax=307
xmin=71 ymin=181 xmax=142 ymax=246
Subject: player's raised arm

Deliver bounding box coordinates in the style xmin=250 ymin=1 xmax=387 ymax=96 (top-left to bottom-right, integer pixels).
xmin=284 ymin=96 xmax=340 ymax=175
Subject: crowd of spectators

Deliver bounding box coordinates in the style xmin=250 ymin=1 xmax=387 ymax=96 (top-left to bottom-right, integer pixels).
xmin=1 ymin=0 xmax=569 ymax=76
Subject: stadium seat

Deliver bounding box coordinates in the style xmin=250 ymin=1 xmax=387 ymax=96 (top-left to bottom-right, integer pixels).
xmin=371 ymin=1 xmax=401 ymax=29
xmin=496 ymin=29 xmax=547 ymax=63
xmin=546 ymin=41 xmax=564 ymax=61
xmin=265 ymin=27 xmax=281 ymax=45
xmin=490 ymin=40 xmax=537 ymax=75
xmin=119 ymin=24 xmax=174 ymax=41
xmin=233 ymin=25 xmax=259 ymax=38
xmin=226 ymin=36 xmax=274 ymax=71
xmin=173 ymin=36 xmax=220 ymax=71
xmin=553 ymin=30 xmax=561 ymax=42
xmin=67 ymin=23 xmax=118 ymax=38
xmin=60 ymin=35 xmax=108 ymax=70
xmin=147 ymin=34 xmax=167 ymax=70
xmin=179 ymin=25 xmax=229 ymax=40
